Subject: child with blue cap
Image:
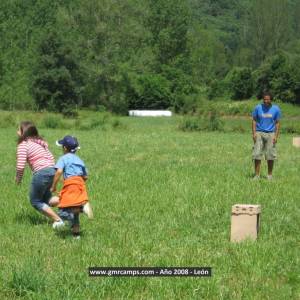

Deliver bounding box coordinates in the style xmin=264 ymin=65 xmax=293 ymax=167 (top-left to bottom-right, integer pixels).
xmin=50 ymin=135 xmax=93 ymax=238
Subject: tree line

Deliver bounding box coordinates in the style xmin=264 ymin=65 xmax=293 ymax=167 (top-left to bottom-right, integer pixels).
xmin=0 ymin=0 xmax=300 ymax=114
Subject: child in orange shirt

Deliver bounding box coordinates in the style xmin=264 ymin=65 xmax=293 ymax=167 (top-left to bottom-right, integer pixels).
xmin=50 ymin=135 xmax=93 ymax=238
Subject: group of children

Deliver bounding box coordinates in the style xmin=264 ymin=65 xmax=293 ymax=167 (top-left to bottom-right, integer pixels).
xmin=16 ymin=121 xmax=93 ymax=239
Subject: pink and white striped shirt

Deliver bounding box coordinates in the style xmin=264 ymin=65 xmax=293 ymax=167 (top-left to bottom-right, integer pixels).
xmin=16 ymin=138 xmax=55 ymax=182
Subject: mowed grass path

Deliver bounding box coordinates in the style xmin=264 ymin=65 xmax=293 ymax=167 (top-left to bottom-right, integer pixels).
xmin=0 ymin=117 xmax=299 ymax=299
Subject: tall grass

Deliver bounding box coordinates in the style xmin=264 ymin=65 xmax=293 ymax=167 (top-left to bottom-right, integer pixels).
xmin=196 ymin=98 xmax=300 ymax=117
xmin=0 ymin=115 xmax=299 ymax=299
xmin=0 ymin=110 xmax=125 ymax=132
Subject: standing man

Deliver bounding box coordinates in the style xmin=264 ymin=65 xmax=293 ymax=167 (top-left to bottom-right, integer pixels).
xmin=252 ymin=92 xmax=281 ymax=180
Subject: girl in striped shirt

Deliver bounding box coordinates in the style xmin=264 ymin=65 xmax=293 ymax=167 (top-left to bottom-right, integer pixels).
xmin=16 ymin=121 xmax=64 ymax=229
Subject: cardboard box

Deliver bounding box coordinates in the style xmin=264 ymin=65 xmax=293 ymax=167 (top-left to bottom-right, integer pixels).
xmin=230 ymin=204 xmax=261 ymax=242
xmin=292 ymin=137 xmax=300 ymax=148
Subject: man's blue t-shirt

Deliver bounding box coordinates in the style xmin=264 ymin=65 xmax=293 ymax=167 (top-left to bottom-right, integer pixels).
xmin=55 ymin=153 xmax=87 ymax=179
xmin=252 ymin=104 xmax=281 ymax=133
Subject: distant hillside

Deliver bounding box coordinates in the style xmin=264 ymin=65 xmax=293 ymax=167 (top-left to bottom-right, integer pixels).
xmin=0 ymin=0 xmax=299 ymax=113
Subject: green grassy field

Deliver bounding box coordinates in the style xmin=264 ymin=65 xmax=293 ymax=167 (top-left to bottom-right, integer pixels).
xmin=0 ymin=116 xmax=299 ymax=299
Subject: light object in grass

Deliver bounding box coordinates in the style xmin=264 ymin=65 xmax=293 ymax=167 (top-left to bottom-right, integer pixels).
xmin=230 ymin=204 xmax=261 ymax=243
xmin=292 ymin=137 xmax=300 ymax=148
xmin=128 ymin=110 xmax=172 ymax=117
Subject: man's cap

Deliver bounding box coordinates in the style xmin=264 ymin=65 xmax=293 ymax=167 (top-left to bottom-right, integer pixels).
xmin=56 ymin=135 xmax=80 ymax=152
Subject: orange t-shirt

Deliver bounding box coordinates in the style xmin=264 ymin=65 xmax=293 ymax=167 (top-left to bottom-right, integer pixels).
xmin=58 ymin=176 xmax=88 ymax=208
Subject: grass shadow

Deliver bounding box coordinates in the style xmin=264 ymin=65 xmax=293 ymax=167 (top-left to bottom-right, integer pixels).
xmin=54 ymin=228 xmax=86 ymax=240
xmin=14 ymin=211 xmax=49 ymax=226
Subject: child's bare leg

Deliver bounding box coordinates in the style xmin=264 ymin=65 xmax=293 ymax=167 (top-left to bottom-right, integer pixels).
xmin=71 ymin=207 xmax=81 ymax=214
xmin=72 ymin=212 xmax=80 ymax=237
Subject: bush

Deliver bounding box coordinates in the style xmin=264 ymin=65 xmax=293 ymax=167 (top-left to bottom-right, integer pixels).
xmin=97 ymin=105 xmax=107 ymax=112
xmin=207 ymin=79 xmax=229 ymax=100
xmin=281 ymin=121 xmax=300 ymax=134
xmin=230 ymin=124 xmax=247 ymax=133
xmin=128 ymin=73 xmax=172 ymax=110
xmin=254 ymin=52 xmax=299 ymax=103
xmin=79 ymin=113 xmax=110 ymax=130
xmin=225 ymin=100 xmax=255 ymax=116
xmin=178 ymin=109 xmax=224 ymax=132
xmin=282 ymin=126 xmax=299 ymax=134
xmin=161 ymin=65 xmax=194 ymax=112
xmin=42 ymin=114 xmax=62 ymax=129
xmin=227 ymin=67 xmax=254 ymax=100
xmin=178 ymin=117 xmax=203 ymax=131
xmin=112 ymin=119 xmax=125 ymax=129
xmin=61 ymin=106 xmax=78 ymax=118
xmin=107 ymin=93 xmax=129 ymax=115
xmin=207 ymin=109 xmax=224 ymax=131
xmin=0 ymin=113 xmax=17 ymax=128
xmin=89 ymin=118 xmax=106 ymax=129
xmin=195 ymin=98 xmax=214 ymax=115
xmin=175 ymin=94 xmax=198 ymax=114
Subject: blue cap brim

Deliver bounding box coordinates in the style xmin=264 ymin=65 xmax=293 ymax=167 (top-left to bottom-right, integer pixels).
xmin=56 ymin=140 xmax=63 ymax=146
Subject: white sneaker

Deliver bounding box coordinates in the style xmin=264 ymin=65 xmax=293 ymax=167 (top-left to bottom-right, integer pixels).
xmin=82 ymin=202 xmax=93 ymax=219
xmin=252 ymin=175 xmax=260 ymax=180
xmin=52 ymin=220 xmax=65 ymax=229
xmin=267 ymin=175 xmax=273 ymax=180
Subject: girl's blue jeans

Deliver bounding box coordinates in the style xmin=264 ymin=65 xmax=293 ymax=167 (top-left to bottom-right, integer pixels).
xmin=29 ymin=167 xmax=55 ymax=212
xmin=58 ymin=208 xmax=80 ymax=228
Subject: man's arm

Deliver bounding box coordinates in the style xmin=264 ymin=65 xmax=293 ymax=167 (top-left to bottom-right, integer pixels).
xmin=50 ymin=169 xmax=63 ymax=192
xmin=273 ymin=121 xmax=280 ymax=144
xmin=252 ymin=119 xmax=257 ymax=143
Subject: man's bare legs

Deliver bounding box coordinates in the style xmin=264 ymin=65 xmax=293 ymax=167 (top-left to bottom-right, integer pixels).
xmin=254 ymin=159 xmax=261 ymax=177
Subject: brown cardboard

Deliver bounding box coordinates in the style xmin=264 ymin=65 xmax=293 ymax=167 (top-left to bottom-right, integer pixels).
xmin=292 ymin=137 xmax=300 ymax=148
xmin=230 ymin=204 xmax=261 ymax=242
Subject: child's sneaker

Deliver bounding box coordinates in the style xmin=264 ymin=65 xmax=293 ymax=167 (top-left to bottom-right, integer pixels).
xmin=72 ymin=232 xmax=81 ymax=240
xmin=267 ymin=175 xmax=273 ymax=181
xmin=82 ymin=202 xmax=93 ymax=219
xmin=52 ymin=220 xmax=65 ymax=229
xmin=252 ymin=175 xmax=260 ymax=180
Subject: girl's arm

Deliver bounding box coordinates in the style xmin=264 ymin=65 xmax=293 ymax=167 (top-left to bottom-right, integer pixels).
xmin=50 ymin=169 xmax=63 ymax=192
xmin=16 ymin=143 xmax=27 ymax=184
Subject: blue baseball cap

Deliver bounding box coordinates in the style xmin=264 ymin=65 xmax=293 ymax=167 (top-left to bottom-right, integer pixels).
xmin=56 ymin=135 xmax=80 ymax=152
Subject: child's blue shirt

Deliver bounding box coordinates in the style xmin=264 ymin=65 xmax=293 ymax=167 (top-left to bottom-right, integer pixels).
xmin=55 ymin=153 xmax=87 ymax=179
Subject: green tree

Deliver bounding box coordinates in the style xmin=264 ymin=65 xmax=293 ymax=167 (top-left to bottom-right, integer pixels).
xmin=31 ymin=31 xmax=82 ymax=113
xmin=147 ymin=0 xmax=190 ymax=68
xmin=245 ymin=0 xmax=291 ymax=66
xmin=254 ymin=52 xmax=297 ymax=103
xmin=128 ymin=73 xmax=172 ymax=109
xmin=227 ymin=67 xmax=253 ymax=100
